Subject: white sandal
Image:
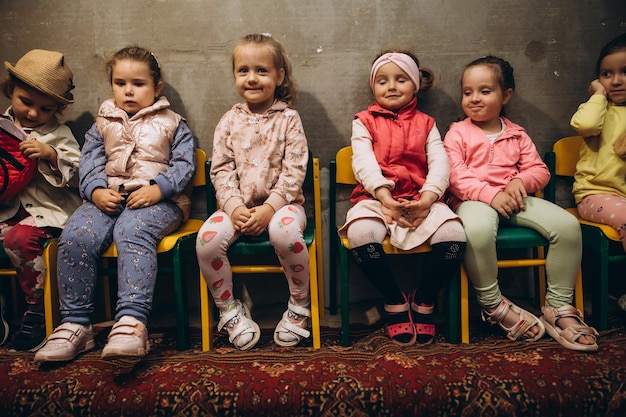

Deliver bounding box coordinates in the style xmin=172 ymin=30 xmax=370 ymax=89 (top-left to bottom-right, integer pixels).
xmin=273 ymin=302 xmax=311 ymax=347
xmin=217 ymin=300 xmax=260 ymax=351
xmin=481 ymin=297 xmax=545 ymax=342
xmin=540 ymin=305 xmax=599 ymax=352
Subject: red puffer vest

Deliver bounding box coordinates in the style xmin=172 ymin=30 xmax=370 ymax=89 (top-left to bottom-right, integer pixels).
xmin=0 ymin=116 xmax=37 ymax=202
xmin=350 ymin=98 xmax=435 ymax=204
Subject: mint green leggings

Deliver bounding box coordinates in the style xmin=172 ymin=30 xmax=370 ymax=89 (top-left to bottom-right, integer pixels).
xmin=456 ymin=197 xmax=582 ymax=309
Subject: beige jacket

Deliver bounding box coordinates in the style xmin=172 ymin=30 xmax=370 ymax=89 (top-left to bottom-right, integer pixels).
xmin=0 ymin=107 xmax=82 ymax=228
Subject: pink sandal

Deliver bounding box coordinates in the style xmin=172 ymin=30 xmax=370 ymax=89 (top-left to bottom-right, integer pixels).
xmin=481 ymin=297 xmax=545 ymax=342
xmin=384 ymin=293 xmax=416 ymax=346
xmin=409 ymin=291 xmax=435 ymax=344
xmin=540 ymin=305 xmax=599 ymax=352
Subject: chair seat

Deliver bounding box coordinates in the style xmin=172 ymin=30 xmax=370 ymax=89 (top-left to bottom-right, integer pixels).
xmin=566 ymin=208 xmax=621 ymax=241
xmin=339 ymin=235 xmax=431 ymax=255
xmin=101 ymin=218 xmax=205 ymax=257
xmin=496 ymin=226 xmax=548 ymax=248
xmin=228 ymin=224 xmax=315 ymax=256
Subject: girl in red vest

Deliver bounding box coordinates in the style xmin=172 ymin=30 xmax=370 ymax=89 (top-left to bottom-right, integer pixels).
xmin=338 ymin=50 xmax=466 ymax=346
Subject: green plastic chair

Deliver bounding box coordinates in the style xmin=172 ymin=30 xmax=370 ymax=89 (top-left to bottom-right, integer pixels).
xmin=329 ymin=146 xmax=460 ymax=346
xmin=200 ymin=151 xmax=323 ymax=351
xmin=544 ymin=135 xmax=626 ymax=331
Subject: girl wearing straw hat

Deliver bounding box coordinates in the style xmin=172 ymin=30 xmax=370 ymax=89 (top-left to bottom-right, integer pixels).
xmin=0 ymin=49 xmax=82 ymax=351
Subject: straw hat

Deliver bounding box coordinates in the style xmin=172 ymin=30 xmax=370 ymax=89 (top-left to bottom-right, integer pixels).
xmin=4 ymin=49 xmax=75 ymax=104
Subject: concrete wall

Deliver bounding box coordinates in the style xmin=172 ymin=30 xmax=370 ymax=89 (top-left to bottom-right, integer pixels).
xmin=1 ymin=1 xmax=625 ymax=310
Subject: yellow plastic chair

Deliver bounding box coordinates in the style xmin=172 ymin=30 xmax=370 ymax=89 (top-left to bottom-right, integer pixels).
xmin=544 ymin=135 xmax=626 ymax=331
xmin=328 ymin=146 xmax=461 ymax=346
xmin=44 ymin=149 xmax=208 ymax=350
xmin=1 ymin=240 xmax=56 ymax=319
xmin=199 ymin=152 xmax=323 ymax=351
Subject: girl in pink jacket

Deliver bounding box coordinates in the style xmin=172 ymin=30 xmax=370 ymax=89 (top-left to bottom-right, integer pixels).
xmin=196 ymin=34 xmax=310 ymax=351
xmin=444 ymin=56 xmax=598 ymax=352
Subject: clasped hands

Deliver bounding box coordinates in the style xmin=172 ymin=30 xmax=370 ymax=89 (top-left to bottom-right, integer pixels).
xmin=377 ymin=189 xmax=437 ymax=229
xmin=231 ymin=204 xmax=274 ymax=236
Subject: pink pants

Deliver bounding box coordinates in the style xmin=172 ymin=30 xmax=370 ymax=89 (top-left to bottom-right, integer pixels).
xmin=0 ymin=208 xmax=59 ymax=307
xmin=578 ymin=194 xmax=626 ymax=252
xmin=196 ymin=205 xmax=310 ymax=311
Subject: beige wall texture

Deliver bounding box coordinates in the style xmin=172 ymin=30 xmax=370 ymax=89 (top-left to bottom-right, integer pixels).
xmin=1 ymin=1 xmax=625 ymax=308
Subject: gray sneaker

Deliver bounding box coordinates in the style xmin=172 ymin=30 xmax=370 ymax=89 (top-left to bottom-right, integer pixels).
xmin=34 ymin=322 xmax=95 ymax=362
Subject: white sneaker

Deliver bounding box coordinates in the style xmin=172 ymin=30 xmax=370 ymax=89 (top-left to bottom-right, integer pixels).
xmin=34 ymin=322 xmax=95 ymax=362
xmin=101 ymin=315 xmax=149 ymax=359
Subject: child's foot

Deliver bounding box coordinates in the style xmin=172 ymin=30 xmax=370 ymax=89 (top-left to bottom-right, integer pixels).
xmin=101 ymin=315 xmax=150 ymax=359
xmin=481 ymin=297 xmax=545 ymax=342
xmin=10 ymin=310 xmax=46 ymax=352
xmin=218 ymin=300 xmax=260 ymax=351
xmin=274 ymin=302 xmax=311 ymax=347
xmin=409 ymin=292 xmax=435 ymax=344
xmin=384 ymin=293 xmax=415 ymax=346
xmin=540 ymin=305 xmax=598 ymax=352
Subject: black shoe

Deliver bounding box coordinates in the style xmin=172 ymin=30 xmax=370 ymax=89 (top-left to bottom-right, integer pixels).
xmin=10 ymin=311 xmax=45 ymax=352
xmin=0 ymin=296 xmax=8 ymax=346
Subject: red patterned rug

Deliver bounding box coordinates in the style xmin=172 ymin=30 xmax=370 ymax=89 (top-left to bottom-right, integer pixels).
xmin=1 ymin=323 xmax=626 ymax=416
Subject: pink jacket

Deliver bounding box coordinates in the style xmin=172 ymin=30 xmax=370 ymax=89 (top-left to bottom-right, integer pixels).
xmin=211 ymin=100 xmax=308 ymax=217
xmin=444 ymin=117 xmax=550 ymax=210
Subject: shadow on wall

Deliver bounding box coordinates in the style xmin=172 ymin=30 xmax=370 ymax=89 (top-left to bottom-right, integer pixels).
xmin=298 ymin=90 xmax=344 ymax=168
xmin=162 ymin=82 xmax=201 ymax=149
xmin=418 ymin=86 xmax=460 ymax=138
xmin=65 ymin=112 xmax=95 ymax=148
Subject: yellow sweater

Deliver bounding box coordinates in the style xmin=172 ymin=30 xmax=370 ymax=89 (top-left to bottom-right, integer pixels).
xmin=571 ymin=94 xmax=626 ymax=204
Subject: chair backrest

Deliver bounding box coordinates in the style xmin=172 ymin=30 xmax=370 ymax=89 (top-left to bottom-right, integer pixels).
xmin=544 ymin=136 xmax=583 ymax=203
xmin=334 ymin=146 xmax=356 ymax=185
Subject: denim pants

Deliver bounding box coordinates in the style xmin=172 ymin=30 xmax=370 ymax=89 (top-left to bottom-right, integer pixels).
xmin=57 ymin=200 xmax=182 ymax=325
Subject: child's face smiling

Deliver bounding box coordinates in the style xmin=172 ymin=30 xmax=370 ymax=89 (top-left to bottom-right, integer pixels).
xmin=372 ymin=62 xmax=417 ymax=111
xmin=111 ymin=59 xmax=163 ymax=114
xmin=233 ymin=44 xmax=285 ymax=114
xmin=598 ymin=50 xmax=626 ymax=105
xmin=461 ymin=65 xmax=512 ymax=133
xmin=10 ymin=84 xmax=59 ymax=129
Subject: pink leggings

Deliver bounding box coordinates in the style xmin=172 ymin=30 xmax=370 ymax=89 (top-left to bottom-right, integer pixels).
xmin=578 ymin=194 xmax=626 ymax=252
xmin=196 ymin=205 xmax=310 ymax=311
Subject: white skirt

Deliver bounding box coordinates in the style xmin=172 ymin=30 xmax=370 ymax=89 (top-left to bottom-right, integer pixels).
xmin=337 ymin=199 xmax=459 ymax=250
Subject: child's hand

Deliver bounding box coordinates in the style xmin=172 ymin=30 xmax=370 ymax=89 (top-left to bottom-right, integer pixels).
xmin=588 ymin=79 xmax=607 ymax=97
xmin=490 ymin=191 xmax=521 ymax=219
xmin=19 ymin=139 xmax=57 ymax=162
xmin=92 ymin=188 xmax=124 ymax=215
xmin=503 ymin=178 xmax=527 ymax=212
xmin=399 ymin=192 xmax=436 ymax=228
xmin=239 ymin=204 xmax=273 ymax=236
xmin=126 ymin=184 xmax=162 ymax=209
xmin=231 ymin=206 xmax=252 ymax=231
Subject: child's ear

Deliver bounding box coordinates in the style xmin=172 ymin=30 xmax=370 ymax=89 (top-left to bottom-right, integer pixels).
xmin=155 ymin=80 xmax=164 ymax=98
xmin=502 ymin=88 xmax=513 ymax=105
xmin=278 ymin=68 xmax=285 ymax=86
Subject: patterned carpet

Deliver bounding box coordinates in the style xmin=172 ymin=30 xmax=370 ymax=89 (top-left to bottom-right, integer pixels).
xmin=1 ymin=322 xmax=626 ymax=417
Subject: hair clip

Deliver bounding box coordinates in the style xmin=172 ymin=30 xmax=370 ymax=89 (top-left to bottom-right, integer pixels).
xmin=261 ymin=32 xmax=272 ymax=38
xmin=150 ymin=52 xmax=161 ymax=69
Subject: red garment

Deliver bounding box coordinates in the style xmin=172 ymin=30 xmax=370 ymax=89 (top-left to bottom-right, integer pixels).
xmin=350 ymin=98 xmax=434 ymax=204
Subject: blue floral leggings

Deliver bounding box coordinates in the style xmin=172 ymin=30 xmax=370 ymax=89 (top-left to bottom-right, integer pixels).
xmin=57 ymin=200 xmax=182 ymax=326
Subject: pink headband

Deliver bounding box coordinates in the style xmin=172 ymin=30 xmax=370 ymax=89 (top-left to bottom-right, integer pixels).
xmin=369 ymin=52 xmax=420 ymax=91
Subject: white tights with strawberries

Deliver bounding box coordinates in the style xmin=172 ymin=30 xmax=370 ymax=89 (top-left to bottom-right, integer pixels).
xmin=196 ymin=204 xmax=310 ymax=312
